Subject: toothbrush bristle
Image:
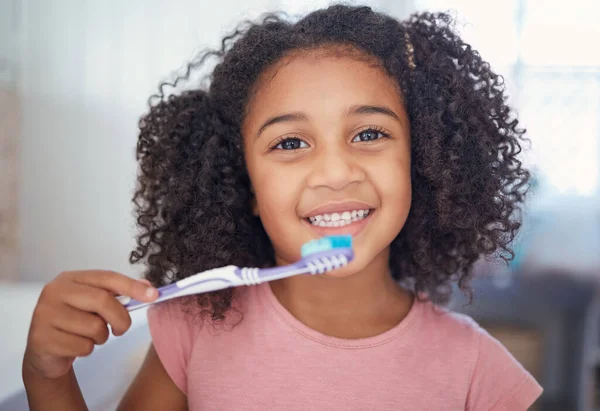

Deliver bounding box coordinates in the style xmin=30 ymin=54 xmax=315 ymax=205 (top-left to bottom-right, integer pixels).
xmin=301 ymin=235 xmax=353 ymax=257
xmin=305 ymin=253 xmax=350 ymax=274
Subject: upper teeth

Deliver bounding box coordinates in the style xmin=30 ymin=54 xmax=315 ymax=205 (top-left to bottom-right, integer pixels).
xmin=307 ymin=209 xmax=371 ymax=227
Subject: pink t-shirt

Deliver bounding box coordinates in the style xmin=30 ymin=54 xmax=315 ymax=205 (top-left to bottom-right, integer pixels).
xmin=147 ymin=282 xmax=543 ymax=410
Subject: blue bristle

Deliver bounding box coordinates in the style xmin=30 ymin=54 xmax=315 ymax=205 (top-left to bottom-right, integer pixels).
xmin=301 ymin=235 xmax=353 ymax=257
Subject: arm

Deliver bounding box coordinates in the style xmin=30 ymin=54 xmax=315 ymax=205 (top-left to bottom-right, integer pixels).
xmin=22 ymin=362 xmax=88 ymax=411
xmin=117 ymin=344 xmax=187 ymax=411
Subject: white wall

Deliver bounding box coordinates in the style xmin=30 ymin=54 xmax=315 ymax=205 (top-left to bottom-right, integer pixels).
xmin=0 ymin=0 xmax=19 ymax=281
xmin=17 ymin=0 xmax=283 ymax=281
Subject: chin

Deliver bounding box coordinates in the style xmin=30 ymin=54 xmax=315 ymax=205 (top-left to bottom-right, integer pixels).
xmin=320 ymin=254 xmax=370 ymax=279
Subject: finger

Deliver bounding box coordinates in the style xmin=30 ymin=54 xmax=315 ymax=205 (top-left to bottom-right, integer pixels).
xmin=106 ymin=278 xmax=153 ymax=297
xmin=70 ymin=270 xmax=158 ymax=302
xmin=61 ymin=282 xmax=133 ymax=336
xmin=44 ymin=327 xmax=96 ymax=358
xmin=51 ymin=306 xmax=110 ymax=345
xmin=138 ymin=279 xmax=152 ymax=287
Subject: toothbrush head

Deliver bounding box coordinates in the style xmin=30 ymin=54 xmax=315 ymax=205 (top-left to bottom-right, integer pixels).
xmin=301 ymin=235 xmax=353 ymax=257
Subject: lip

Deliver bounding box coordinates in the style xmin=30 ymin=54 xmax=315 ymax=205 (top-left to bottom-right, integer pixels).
xmin=302 ymin=201 xmax=375 ymax=218
xmin=302 ymin=209 xmax=374 ymax=237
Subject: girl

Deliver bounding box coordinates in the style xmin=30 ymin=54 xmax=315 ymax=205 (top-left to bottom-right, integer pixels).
xmin=23 ymin=4 xmax=543 ymax=410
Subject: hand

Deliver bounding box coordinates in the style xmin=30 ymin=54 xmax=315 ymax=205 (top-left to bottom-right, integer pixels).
xmin=23 ymin=270 xmax=158 ymax=380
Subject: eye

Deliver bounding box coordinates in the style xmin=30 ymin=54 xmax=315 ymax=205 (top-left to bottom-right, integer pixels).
xmin=351 ymin=127 xmax=390 ymax=143
xmin=271 ymin=137 xmax=309 ymax=151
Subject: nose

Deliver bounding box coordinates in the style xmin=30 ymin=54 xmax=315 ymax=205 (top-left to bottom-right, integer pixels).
xmin=306 ymin=145 xmax=365 ymax=191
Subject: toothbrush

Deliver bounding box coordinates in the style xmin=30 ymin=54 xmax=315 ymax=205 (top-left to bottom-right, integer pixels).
xmin=117 ymin=235 xmax=353 ymax=311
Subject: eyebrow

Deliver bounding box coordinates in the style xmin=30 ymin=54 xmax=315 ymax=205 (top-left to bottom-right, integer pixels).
xmin=255 ymin=104 xmax=402 ymax=140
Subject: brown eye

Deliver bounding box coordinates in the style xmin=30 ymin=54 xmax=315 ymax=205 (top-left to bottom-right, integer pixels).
xmin=352 ymin=128 xmax=389 ymax=143
xmin=273 ymin=138 xmax=309 ymax=150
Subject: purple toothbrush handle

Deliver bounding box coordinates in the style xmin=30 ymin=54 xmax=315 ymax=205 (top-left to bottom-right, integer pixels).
xmin=118 ymin=278 xmax=232 ymax=310
xmin=239 ymin=247 xmax=354 ymax=283
xmin=119 ymin=247 xmax=354 ymax=310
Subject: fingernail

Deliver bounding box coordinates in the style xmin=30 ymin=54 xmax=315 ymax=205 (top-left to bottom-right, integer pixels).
xmin=146 ymin=287 xmax=157 ymax=299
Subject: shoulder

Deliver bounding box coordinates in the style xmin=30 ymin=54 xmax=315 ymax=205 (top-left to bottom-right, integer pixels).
xmin=413 ymin=297 xmax=486 ymax=349
xmin=412 ymin=298 xmax=543 ymax=409
xmin=145 ymin=299 xmax=199 ymax=394
xmin=465 ymin=321 xmax=544 ymax=410
xmin=145 ymin=287 xmax=254 ymax=394
xmin=416 ymin=299 xmax=543 ymax=410
xmin=146 ymin=297 xmax=205 ymax=349
xmin=146 ymin=286 xmax=255 ymax=341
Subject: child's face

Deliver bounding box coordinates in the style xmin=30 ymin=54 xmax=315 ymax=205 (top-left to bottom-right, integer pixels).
xmin=241 ymin=48 xmax=411 ymax=276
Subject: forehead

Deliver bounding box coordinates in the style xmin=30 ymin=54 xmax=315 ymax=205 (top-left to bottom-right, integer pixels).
xmin=243 ymin=46 xmax=404 ymax=125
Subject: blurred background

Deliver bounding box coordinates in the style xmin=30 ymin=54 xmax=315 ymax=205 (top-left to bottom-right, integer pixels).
xmin=0 ymin=0 xmax=598 ymax=410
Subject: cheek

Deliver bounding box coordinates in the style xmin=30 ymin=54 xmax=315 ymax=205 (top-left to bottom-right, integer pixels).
xmin=253 ymin=166 xmax=302 ymax=228
xmin=372 ymin=154 xmax=412 ymax=222
xmin=252 ymin=166 xmax=307 ymax=262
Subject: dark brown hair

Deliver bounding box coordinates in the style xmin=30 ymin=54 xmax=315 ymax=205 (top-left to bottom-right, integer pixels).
xmin=130 ymin=4 xmax=530 ymax=321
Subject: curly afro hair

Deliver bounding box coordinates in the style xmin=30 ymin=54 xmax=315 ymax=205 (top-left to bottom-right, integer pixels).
xmin=129 ymin=4 xmax=530 ymax=321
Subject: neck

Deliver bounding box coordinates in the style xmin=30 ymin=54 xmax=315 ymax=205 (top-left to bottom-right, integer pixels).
xmin=269 ymin=247 xmax=414 ymax=339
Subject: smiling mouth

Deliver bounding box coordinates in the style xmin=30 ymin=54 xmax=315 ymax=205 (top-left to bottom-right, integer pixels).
xmin=304 ymin=209 xmax=373 ymax=227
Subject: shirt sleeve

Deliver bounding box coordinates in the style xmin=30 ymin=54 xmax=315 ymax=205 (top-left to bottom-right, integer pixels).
xmin=466 ymin=326 xmax=544 ymax=411
xmin=147 ymin=300 xmax=197 ymax=395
